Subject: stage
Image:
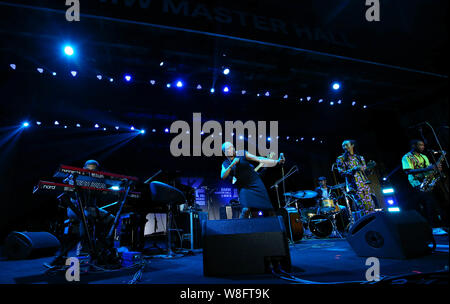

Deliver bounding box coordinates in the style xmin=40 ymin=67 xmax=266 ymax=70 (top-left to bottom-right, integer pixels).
xmin=1 ymin=235 xmax=448 ymax=285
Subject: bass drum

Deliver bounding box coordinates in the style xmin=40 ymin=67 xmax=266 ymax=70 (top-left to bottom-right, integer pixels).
xmin=277 ymin=208 xmax=304 ymax=242
xmin=308 ymin=215 xmax=333 ymax=238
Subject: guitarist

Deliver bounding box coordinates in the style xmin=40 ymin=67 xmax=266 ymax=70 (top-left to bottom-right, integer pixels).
xmin=221 ymin=142 xmax=285 ymax=219
xmin=336 ymin=140 xmax=376 ymax=215
xmin=402 ymin=139 xmax=447 ymax=234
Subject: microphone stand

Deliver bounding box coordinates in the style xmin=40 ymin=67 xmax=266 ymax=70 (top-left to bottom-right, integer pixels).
xmin=270 ymin=166 xmax=298 ymax=209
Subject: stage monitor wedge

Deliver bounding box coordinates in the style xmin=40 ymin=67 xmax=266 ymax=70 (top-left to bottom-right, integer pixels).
xmin=346 ymin=211 xmax=434 ymax=259
xmin=202 ymin=216 xmax=291 ymax=276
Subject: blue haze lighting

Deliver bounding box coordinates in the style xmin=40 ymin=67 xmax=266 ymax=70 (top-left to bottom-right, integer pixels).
xmin=115 ymin=126 xmax=119 ymax=130
xmin=64 ymin=45 xmax=74 ymax=56
xmin=332 ymin=82 xmax=340 ymax=90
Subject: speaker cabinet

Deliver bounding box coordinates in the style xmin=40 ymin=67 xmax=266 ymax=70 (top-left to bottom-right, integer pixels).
xmin=202 ymin=216 xmax=291 ymax=276
xmin=346 ymin=211 xmax=433 ymax=259
xmin=4 ymin=231 xmax=61 ymax=260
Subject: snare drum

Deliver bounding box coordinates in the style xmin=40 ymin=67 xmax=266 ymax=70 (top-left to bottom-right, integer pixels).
xmin=319 ymin=199 xmax=340 ymax=214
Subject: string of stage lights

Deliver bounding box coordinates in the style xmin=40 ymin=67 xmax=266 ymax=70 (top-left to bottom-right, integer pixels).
xmin=17 ymin=120 xmax=327 ymax=145
xmin=6 ymin=44 xmax=368 ymax=109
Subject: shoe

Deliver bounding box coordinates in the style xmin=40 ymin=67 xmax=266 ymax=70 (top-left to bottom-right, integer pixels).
xmin=432 ymin=228 xmax=448 ymax=236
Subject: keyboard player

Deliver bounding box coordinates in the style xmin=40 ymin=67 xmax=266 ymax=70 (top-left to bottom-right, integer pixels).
xmin=47 ymin=160 xmax=114 ymax=267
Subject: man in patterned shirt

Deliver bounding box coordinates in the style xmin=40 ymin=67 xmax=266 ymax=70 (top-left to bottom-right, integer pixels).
xmin=336 ymin=140 xmax=375 ymax=216
xmin=402 ymin=139 xmax=446 ymax=234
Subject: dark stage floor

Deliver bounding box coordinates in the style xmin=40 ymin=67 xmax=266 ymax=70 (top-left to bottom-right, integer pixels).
xmin=0 ymin=236 xmax=448 ymax=284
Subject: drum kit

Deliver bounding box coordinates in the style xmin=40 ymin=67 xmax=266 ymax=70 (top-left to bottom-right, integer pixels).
xmin=284 ymin=183 xmax=353 ymax=239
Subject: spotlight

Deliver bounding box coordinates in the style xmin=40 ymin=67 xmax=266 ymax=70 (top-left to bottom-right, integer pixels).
xmin=140 ymin=130 xmax=146 ymax=134
xmin=267 ymin=137 xmax=271 ymax=141
xmin=70 ymin=71 xmax=77 ymax=77
xmin=337 ymin=100 xmax=342 ymax=104
xmin=352 ymin=101 xmax=356 ymax=106
xmin=382 ymin=188 xmax=395 ymax=194
xmin=332 ymin=82 xmax=340 ymax=90
xmin=330 ymin=101 xmax=334 ymax=106
xmin=388 ymin=207 xmax=400 ymax=212
xmin=312 ymin=137 xmax=316 ymax=141
xmin=109 ymin=78 xmax=114 ymax=82
xmin=37 ymin=68 xmax=44 ymax=73
xmin=10 ymin=64 xmax=16 ymax=70
xmin=363 ymin=105 xmax=367 ymax=109
xmin=387 ymin=199 xmax=395 ymax=205
xmin=110 ymin=186 xmax=120 ymax=191
xmin=223 ymin=68 xmax=230 ymax=75
xmin=166 ymin=83 xmax=171 ymax=88
xmin=115 ymin=126 xmax=119 ymax=130
xmin=52 ymin=72 xmax=57 ymax=76
xmin=241 ymin=90 xmax=246 ymax=95
xmin=130 ymin=126 xmax=135 ymax=131
xmin=36 ymin=121 xmax=41 ymax=125
xmin=152 ymin=129 xmax=156 ymax=133
xmin=150 ymin=80 xmax=156 ymax=85
xmin=103 ymin=128 xmax=106 ymax=131
xmin=257 ymin=211 xmax=263 ymax=216
xmin=64 ymin=126 xmax=68 ymax=129
xmin=94 ymin=124 xmax=99 ymax=128
xmin=257 ymin=93 xmax=260 ymax=97
xmin=176 ymin=80 xmax=183 ymax=88
xmin=54 ymin=121 xmax=59 ymax=125
xmin=210 ymin=88 xmax=215 ymax=93
xmin=265 ymin=91 xmax=270 ymax=97
xmin=76 ymin=123 xmax=81 ymax=127
xmin=160 ymin=61 xmax=164 ymax=66
xmin=196 ymin=84 xmax=202 ymax=90
xmin=97 ymin=75 xmax=102 ymax=80
xmin=223 ymin=86 xmax=229 ymax=93
xmin=286 ymin=136 xmax=290 ymax=140
xmin=318 ymin=99 xmax=324 ymax=103
xmin=239 ymin=135 xmax=244 ymax=140
xmin=382 ymin=177 xmax=387 ymax=181
xmin=124 ymin=74 xmax=132 ymax=82
xmin=283 ymin=94 xmax=288 ymax=99
xmin=22 ymin=122 xmax=30 ymax=128
xmin=64 ymin=45 xmax=74 ymax=56
xmin=307 ymin=96 xmax=311 ymax=101
xmin=299 ymin=98 xmax=303 ymax=102
xmin=301 ymin=137 xmax=304 ymax=141
xmin=164 ymin=128 xmax=169 ymax=133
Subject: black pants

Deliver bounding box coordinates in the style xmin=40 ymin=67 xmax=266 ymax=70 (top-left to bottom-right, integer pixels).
xmin=410 ymin=188 xmax=445 ymax=228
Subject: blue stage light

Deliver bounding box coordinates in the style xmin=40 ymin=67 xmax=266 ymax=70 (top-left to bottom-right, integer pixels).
xmin=223 ymin=68 xmax=230 ymax=75
xmin=165 ymin=128 xmax=169 ymax=133
xmin=110 ymin=186 xmax=120 ymax=191
xmin=64 ymin=45 xmax=74 ymax=56
xmin=152 ymin=129 xmax=156 ymax=133
xmin=318 ymin=99 xmax=323 ymax=103
xmin=52 ymin=72 xmax=57 ymax=76
xmin=150 ymin=80 xmax=156 ymax=85
xmin=332 ymin=82 xmax=340 ymax=90
xmin=109 ymin=78 xmax=114 ymax=82
xmin=267 ymin=137 xmax=271 ymax=141
xmin=387 ymin=199 xmax=395 ymax=205
xmin=283 ymin=94 xmax=288 ymax=99
xmin=70 ymin=71 xmax=77 ymax=77
xmin=115 ymin=126 xmax=119 ymax=130
xmin=265 ymin=91 xmax=270 ymax=97
xmin=140 ymin=129 xmax=146 ymax=134
xmin=94 ymin=124 xmax=99 ymax=128
xmin=382 ymin=188 xmax=395 ymax=194
xmin=352 ymin=101 xmax=356 ymax=106
xmin=210 ymin=88 xmax=215 ymax=93
xmin=37 ymin=68 xmax=44 ymax=74
xmin=54 ymin=121 xmax=59 ymax=125
xmin=160 ymin=61 xmax=164 ymax=66
xmin=176 ymin=80 xmax=183 ymax=88
xmin=76 ymin=123 xmax=81 ymax=127
xmin=258 ymin=211 xmax=263 ymax=216
xmin=97 ymin=75 xmax=102 ymax=80
xmin=124 ymin=74 xmax=132 ymax=82
xmin=166 ymin=83 xmax=171 ymax=88
xmin=196 ymin=84 xmax=202 ymax=90
xmin=223 ymin=86 xmax=229 ymax=93
xmin=36 ymin=121 xmax=41 ymax=126
xmin=130 ymin=126 xmax=135 ymax=131
xmin=330 ymin=101 xmax=334 ymax=106
xmin=22 ymin=122 xmax=30 ymax=128
xmin=388 ymin=207 xmax=400 ymax=212
xmin=10 ymin=64 xmax=16 ymax=70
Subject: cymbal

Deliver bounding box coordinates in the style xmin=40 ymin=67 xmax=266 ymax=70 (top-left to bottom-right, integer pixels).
xmin=329 ymin=183 xmax=346 ymax=190
xmin=285 ymin=190 xmax=318 ymax=199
